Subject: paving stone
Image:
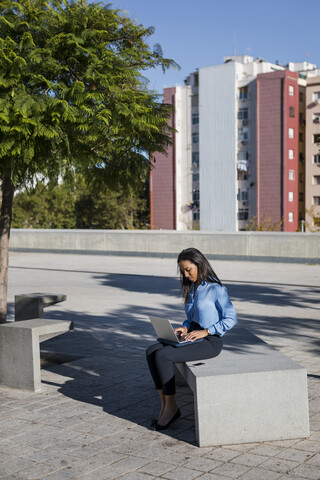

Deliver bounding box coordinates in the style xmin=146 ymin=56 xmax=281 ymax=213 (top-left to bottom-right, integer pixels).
xmin=289 ymin=463 xmax=320 ymax=479
xmin=0 ymin=458 xmax=39 ymax=477
xmin=292 ymin=440 xmax=320 ymax=452
xmin=116 ymin=473 xmax=156 ymax=480
xmin=230 ymin=452 xmax=269 ymax=467
xmin=194 ymin=474 xmax=230 ymax=480
xmin=161 ymin=466 xmax=204 ymax=480
xmin=304 ymin=453 xmax=320 ymax=466
xmin=276 ymin=448 xmax=314 ymax=462
xmin=266 ymin=439 xmax=301 ymax=448
xmin=183 ymin=457 xmax=222 ymax=472
xmin=249 ymin=445 xmax=287 ymax=457
xmin=203 ymin=448 xmax=241 ymax=462
xmin=237 ymin=468 xmax=282 ymax=480
xmin=13 ymin=463 xmax=58 ymax=479
xmin=210 ymin=462 xmax=251 ymax=478
xmin=259 ymin=457 xmax=300 ymax=473
xmin=110 ymin=456 xmax=151 ymax=472
xmin=138 ymin=460 xmax=175 ymax=476
xmin=151 ymin=450 xmax=196 ymax=465
xmin=277 ymin=476 xmax=308 ymax=480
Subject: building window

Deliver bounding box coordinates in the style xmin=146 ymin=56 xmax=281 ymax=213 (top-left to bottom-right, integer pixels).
xmin=238 ymin=171 xmax=248 ymax=181
xmin=289 ymin=85 xmax=294 ymax=96
xmin=238 ymin=108 xmax=248 ymax=120
xmin=313 ymin=134 xmax=320 ymax=144
xmin=299 ymin=91 xmax=303 ymax=102
xmin=288 ymin=192 xmax=294 ymax=202
xmin=289 ymin=170 xmax=294 ymax=180
xmin=313 ymin=154 xmax=320 ymax=164
xmin=192 ymin=133 xmax=199 ymax=144
xmin=288 ymin=212 xmax=294 ymax=222
xmin=239 ymin=86 xmax=248 ymax=99
xmin=241 ymin=190 xmax=249 ymax=201
xmin=313 ymin=113 xmax=320 ymax=124
xmin=299 ymin=192 xmax=304 ymax=201
xmin=238 ymin=128 xmax=248 ymax=142
xmin=193 ymin=211 xmax=200 ymax=221
xmin=289 ymin=149 xmax=294 ymax=159
xmin=289 ymin=106 xmax=295 ymax=117
xmin=192 ymin=173 xmax=199 ymax=182
xmin=313 ymin=196 xmax=320 ymax=206
xmin=299 ymin=132 xmax=303 ymax=142
xmin=192 ymin=189 xmax=199 ymax=201
xmin=313 ymin=92 xmax=320 ymax=103
xmin=192 ymin=113 xmax=199 ymax=125
xmin=313 ymin=176 xmax=320 ymax=185
xmin=192 ymin=152 xmax=199 ymax=168
xmin=288 ymin=128 xmax=294 ymax=138
xmin=238 ymin=208 xmax=248 ymax=221
xmin=238 ymin=150 xmax=248 ymax=160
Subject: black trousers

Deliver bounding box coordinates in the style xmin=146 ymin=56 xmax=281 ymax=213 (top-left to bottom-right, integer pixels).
xmin=146 ymin=335 xmax=223 ymax=395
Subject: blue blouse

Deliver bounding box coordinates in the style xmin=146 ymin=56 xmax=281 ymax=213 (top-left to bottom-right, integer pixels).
xmin=182 ymin=281 xmax=238 ymax=337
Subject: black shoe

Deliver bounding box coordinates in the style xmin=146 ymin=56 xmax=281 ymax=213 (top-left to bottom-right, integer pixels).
xmin=150 ymin=418 xmax=158 ymax=427
xmin=155 ymin=409 xmax=181 ymax=431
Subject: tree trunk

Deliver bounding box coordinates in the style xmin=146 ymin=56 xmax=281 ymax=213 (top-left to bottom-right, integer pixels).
xmin=0 ymin=164 xmax=15 ymax=323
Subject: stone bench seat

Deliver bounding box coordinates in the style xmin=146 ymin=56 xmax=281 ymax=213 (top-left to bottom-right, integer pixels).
xmin=15 ymin=293 xmax=67 ymax=321
xmin=0 ymin=318 xmax=73 ymax=392
xmin=175 ymin=325 xmax=310 ymax=447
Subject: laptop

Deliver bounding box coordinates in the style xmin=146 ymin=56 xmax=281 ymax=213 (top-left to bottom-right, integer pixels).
xmin=149 ymin=315 xmax=203 ymax=347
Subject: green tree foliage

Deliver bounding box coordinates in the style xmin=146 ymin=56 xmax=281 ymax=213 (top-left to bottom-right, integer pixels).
xmin=245 ymin=215 xmax=283 ymax=231
xmin=12 ymin=182 xmax=77 ymax=229
xmin=12 ymin=175 xmax=149 ymax=229
xmin=0 ymin=0 xmax=178 ymax=321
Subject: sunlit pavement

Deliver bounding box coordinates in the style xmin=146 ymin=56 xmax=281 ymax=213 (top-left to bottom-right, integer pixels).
xmin=0 ymin=251 xmax=319 ymax=480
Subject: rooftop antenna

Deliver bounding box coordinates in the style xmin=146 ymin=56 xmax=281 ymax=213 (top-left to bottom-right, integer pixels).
xmin=233 ymin=31 xmax=236 ymax=56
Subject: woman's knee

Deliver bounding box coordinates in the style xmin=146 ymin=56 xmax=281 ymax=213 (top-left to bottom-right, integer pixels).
xmin=154 ymin=345 xmax=173 ymax=364
xmin=146 ymin=342 xmax=163 ymax=358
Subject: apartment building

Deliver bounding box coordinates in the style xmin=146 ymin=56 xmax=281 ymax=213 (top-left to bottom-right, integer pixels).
xmin=150 ymin=56 xmax=319 ymax=232
xmin=256 ymin=70 xmax=299 ymax=231
xmin=305 ymin=75 xmax=320 ymax=231
xmin=150 ymin=85 xmax=192 ymax=229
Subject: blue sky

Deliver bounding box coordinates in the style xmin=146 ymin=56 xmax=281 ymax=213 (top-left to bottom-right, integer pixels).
xmin=109 ymin=0 xmax=320 ymax=93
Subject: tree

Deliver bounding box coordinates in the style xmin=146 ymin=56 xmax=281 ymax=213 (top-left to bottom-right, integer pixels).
xmin=0 ymin=0 xmax=177 ymax=322
xmin=12 ymin=181 xmax=77 ymax=229
xmin=11 ymin=174 xmax=149 ymax=229
xmin=245 ymin=215 xmax=283 ymax=231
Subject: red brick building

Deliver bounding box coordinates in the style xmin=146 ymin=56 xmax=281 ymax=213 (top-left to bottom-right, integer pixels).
xmin=257 ymin=70 xmax=299 ymax=231
xmin=150 ymin=87 xmax=176 ymax=230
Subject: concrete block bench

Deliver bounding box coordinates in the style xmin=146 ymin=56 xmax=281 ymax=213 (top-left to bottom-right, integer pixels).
xmin=175 ymin=325 xmax=310 ymax=447
xmin=0 ymin=318 xmax=73 ymax=392
xmin=15 ymin=293 xmax=67 ymax=321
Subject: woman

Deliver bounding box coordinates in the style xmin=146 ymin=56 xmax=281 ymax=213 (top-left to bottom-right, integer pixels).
xmin=146 ymin=248 xmax=237 ymax=430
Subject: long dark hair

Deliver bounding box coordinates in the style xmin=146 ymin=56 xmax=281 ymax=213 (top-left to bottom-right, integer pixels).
xmin=177 ymin=248 xmax=222 ymax=304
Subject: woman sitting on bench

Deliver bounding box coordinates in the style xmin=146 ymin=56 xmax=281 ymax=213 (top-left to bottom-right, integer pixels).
xmin=146 ymin=247 xmax=238 ymax=430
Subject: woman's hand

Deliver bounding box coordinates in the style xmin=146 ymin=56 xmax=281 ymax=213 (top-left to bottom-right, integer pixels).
xmin=184 ymin=329 xmax=209 ymax=342
xmin=174 ymin=326 xmax=188 ymax=339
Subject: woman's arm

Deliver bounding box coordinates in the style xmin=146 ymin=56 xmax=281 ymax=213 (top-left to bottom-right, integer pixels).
xmin=209 ymin=285 xmax=238 ymax=336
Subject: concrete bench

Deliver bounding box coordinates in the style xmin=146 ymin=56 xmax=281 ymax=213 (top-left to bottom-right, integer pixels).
xmin=15 ymin=293 xmax=67 ymax=321
xmin=0 ymin=318 xmax=73 ymax=392
xmin=175 ymin=326 xmax=310 ymax=447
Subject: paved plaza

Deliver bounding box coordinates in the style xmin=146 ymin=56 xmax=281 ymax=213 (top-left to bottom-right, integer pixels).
xmin=1 ymin=251 xmax=320 ymax=480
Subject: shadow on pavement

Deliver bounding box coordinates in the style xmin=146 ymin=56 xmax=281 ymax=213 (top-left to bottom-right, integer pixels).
xmin=39 ymin=272 xmax=319 ymax=445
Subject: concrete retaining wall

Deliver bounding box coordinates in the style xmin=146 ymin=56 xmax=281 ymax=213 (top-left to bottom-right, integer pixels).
xmin=9 ymin=229 xmax=320 ymax=263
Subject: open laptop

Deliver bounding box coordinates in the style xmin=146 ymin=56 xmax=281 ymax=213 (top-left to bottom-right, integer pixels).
xmin=149 ymin=315 xmax=203 ymax=347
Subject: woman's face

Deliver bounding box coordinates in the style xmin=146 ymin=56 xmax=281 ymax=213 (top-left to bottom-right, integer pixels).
xmin=179 ymin=260 xmax=198 ymax=283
